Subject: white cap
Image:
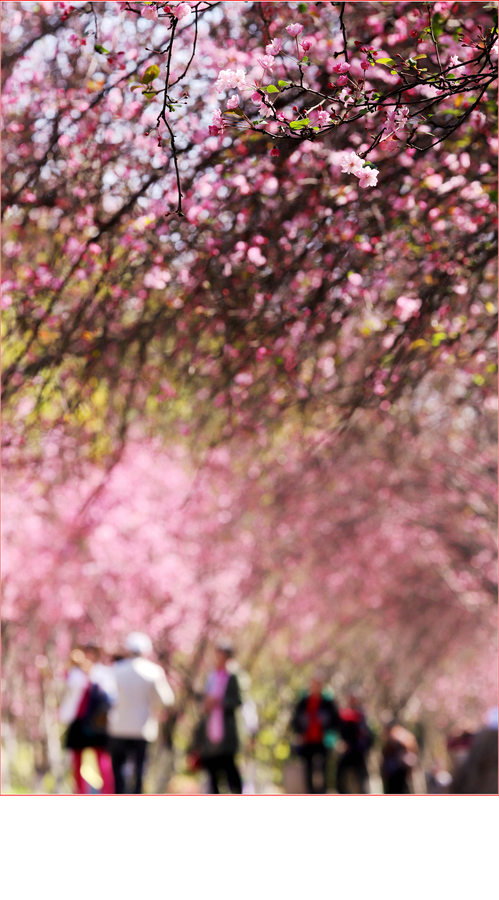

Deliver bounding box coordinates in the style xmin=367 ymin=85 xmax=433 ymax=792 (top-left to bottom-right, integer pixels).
xmin=125 ymin=632 xmax=153 ymax=656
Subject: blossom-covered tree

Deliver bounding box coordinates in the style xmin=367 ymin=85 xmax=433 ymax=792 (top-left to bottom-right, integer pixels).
xmin=2 ymin=1 xmax=497 ymax=464
xmin=2 ymin=371 xmax=496 ymax=780
xmin=1 ymin=2 xmax=497 ymax=789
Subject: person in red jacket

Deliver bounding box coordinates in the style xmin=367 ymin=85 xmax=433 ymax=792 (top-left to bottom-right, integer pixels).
xmin=291 ymin=672 xmax=340 ymax=794
xmin=337 ymin=691 xmax=374 ymax=794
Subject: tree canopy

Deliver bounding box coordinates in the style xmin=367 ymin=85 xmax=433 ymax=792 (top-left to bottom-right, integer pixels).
xmin=1 ymin=2 xmax=497 ymax=784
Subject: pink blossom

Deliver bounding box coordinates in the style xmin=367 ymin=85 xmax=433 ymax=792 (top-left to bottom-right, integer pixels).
xmin=247 ymin=246 xmax=266 ymax=266
xmin=394 ymin=295 xmax=422 ymax=322
xmin=215 ymin=68 xmax=246 ymax=92
xmin=257 ymin=55 xmax=274 ymax=70
xmin=254 ymin=99 xmax=272 ymax=118
xmin=300 ymin=39 xmax=313 ymax=52
xmin=338 ymin=88 xmax=354 ymax=105
xmin=209 ymin=108 xmax=225 ymax=135
xmin=336 ymin=74 xmax=348 ymax=86
xmin=234 ymin=371 xmax=253 ymax=386
xmin=340 ymin=151 xmax=364 ymax=175
xmin=358 ymin=167 xmax=378 ymax=188
xmin=385 ymin=106 xmax=410 ymax=137
xmin=265 ymin=38 xmax=283 ymax=56
xmin=226 ymin=95 xmax=239 ymax=109
xmin=143 ymin=266 xmax=171 ymax=289
xmin=141 ymin=4 xmax=158 ymax=21
xmin=332 ymin=61 xmax=350 ymax=73
xmin=286 ymin=23 xmax=304 ymax=37
xmin=270 ymin=146 xmax=280 ymax=157
xmin=315 ymin=109 xmax=330 ymax=127
xmin=3 ymin=241 xmax=22 ymax=258
xmin=173 ymin=2 xmax=191 ymax=21
xmin=360 ymin=60 xmax=370 ymax=70
xmin=449 ymin=55 xmax=461 ymax=67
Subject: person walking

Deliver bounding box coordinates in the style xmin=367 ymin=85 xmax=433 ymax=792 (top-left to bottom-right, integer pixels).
xmin=380 ymin=721 xmax=419 ymax=794
xmin=60 ymin=643 xmax=116 ymax=794
xmin=108 ymin=632 xmax=175 ymax=794
xmin=451 ymin=708 xmax=498 ymax=794
xmin=196 ymin=642 xmax=243 ymax=794
xmin=336 ymin=691 xmax=374 ymax=794
xmin=291 ymin=671 xmax=340 ymax=794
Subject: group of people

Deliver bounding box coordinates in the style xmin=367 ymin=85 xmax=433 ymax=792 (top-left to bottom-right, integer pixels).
xmin=59 ymin=634 xmax=252 ymax=795
xmin=289 ymin=671 xmax=419 ymax=794
xmin=59 ymin=635 xmax=495 ymax=795
xmin=59 ymin=636 xmax=418 ymax=795
xmin=60 ymin=632 xmax=175 ymax=794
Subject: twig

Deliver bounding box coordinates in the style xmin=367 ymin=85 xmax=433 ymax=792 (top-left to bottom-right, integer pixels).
xmin=337 ymin=2 xmax=349 ymax=63
xmin=426 ymin=1 xmax=443 ymax=72
xmin=163 ymin=117 xmax=185 ymax=216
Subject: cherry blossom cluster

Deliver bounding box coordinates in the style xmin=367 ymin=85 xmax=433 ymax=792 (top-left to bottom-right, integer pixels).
xmin=340 ymin=151 xmax=379 ymax=189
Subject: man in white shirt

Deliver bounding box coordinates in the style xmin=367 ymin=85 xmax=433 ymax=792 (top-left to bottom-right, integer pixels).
xmin=108 ymin=632 xmax=175 ymax=794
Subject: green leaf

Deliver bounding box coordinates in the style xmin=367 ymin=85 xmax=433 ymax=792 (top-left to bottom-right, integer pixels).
xmin=298 ymin=2 xmax=307 ymax=11
xmin=94 ymin=44 xmax=109 ymax=54
xmin=432 ymin=13 xmax=444 ymax=37
xmin=142 ymin=64 xmax=160 ymax=84
xmin=289 ymin=118 xmax=310 ymax=128
xmin=224 ymin=108 xmax=245 ymax=116
xmin=266 ymin=84 xmax=279 ymax=93
xmin=130 ymin=84 xmax=143 ymax=91
xmin=142 ymin=91 xmax=157 ymax=99
xmin=376 ymin=57 xmax=396 ymax=65
xmin=278 ymin=80 xmax=291 ymax=88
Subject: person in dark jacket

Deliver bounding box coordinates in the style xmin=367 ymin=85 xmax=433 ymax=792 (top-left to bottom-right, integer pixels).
xmin=291 ymin=672 xmax=340 ymax=794
xmin=198 ymin=642 xmax=243 ymax=794
xmin=380 ymin=721 xmax=419 ymax=794
xmin=450 ymin=712 xmax=498 ymax=795
xmin=336 ymin=692 xmax=374 ymax=794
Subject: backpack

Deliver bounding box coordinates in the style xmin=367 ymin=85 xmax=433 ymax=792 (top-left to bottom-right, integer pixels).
xmin=64 ymin=682 xmax=113 ymax=750
xmin=339 ymin=708 xmax=374 ymax=754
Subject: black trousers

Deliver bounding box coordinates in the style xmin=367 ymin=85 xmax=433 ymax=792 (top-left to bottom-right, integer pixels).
xmin=382 ymin=765 xmax=410 ymax=794
xmin=109 ymin=737 xmax=148 ymax=794
xmin=203 ymin=754 xmax=243 ymax=794
xmin=300 ymin=743 xmax=328 ymax=794
xmin=336 ymin=752 xmax=369 ymax=794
